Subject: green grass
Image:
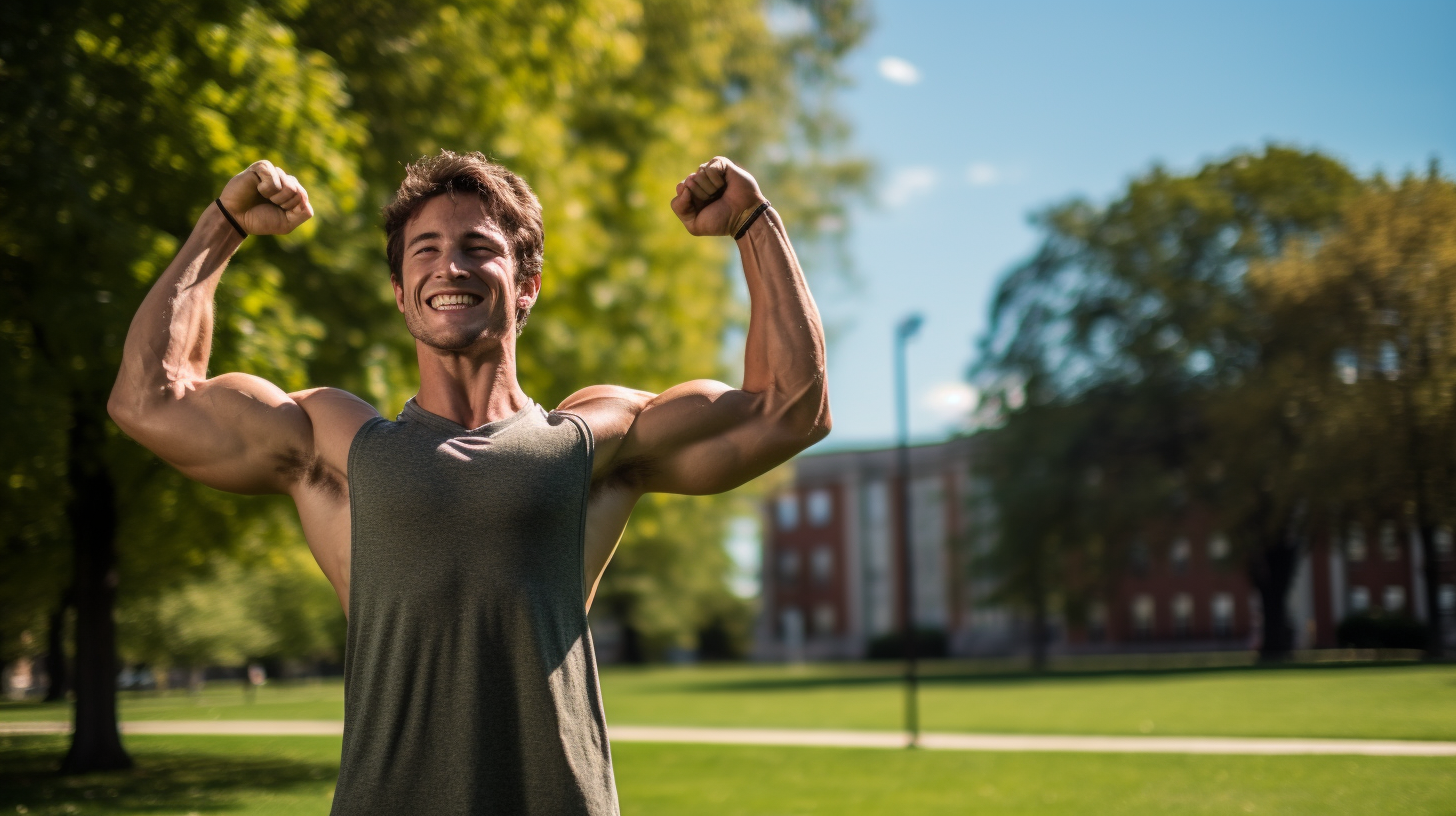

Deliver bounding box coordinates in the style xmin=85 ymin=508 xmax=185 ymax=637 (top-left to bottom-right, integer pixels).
xmin=4 ymin=735 xmax=1454 ymax=816
xmin=5 ymin=661 xmax=1456 ymax=741
xmin=599 ymin=661 xmax=1456 ymax=741
xmin=0 ymin=735 xmax=340 ymax=815
xmin=0 ymin=680 xmax=345 ymax=724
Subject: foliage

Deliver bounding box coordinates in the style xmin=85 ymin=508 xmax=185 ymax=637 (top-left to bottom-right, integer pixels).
xmin=1245 ymin=171 xmax=1456 ymax=655
xmin=1335 ymin=614 xmax=1429 ymax=650
xmin=285 ymin=0 xmax=869 ymax=656
xmin=118 ymin=545 xmax=344 ymax=671
xmin=971 ymin=147 xmax=1361 ymax=660
xmin=1 ymin=0 xmax=867 ymax=680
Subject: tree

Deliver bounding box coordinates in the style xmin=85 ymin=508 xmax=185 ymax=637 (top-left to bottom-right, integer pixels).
xmin=287 ymin=0 xmax=868 ymax=658
xmin=1248 ymin=169 xmax=1456 ymax=657
xmin=2 ymin=1 xmax=367 ymax=770
xmin=2 ymin=0 xmax=867 ymax=771
xmin=974 ymin=146 xmax=1359 ymax=661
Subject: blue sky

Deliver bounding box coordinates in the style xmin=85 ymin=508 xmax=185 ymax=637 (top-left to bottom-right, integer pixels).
xmin=813 ymin=0 xmax=1456 ymax=448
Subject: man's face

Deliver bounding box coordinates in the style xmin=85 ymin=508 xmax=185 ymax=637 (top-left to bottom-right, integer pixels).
xmin=393 ymin=194 xmax=540 ymax=352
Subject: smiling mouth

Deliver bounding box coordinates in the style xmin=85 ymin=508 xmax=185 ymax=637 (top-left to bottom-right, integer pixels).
xmin=428 ymin=293 xmax=482 ymax=311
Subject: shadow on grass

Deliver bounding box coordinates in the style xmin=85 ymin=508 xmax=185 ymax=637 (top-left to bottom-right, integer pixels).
xmin=0 ymin=735 xmax=336 ymax=813
xmin=691 ymin=659 xmax=1434 ymax=693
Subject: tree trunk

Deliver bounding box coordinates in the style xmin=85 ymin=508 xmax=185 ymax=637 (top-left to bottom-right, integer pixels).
xmin=1028 ymin=539 xmax=1047 ymax=672
xmin=1029 ymin=593 xmax=1048 ymax=672
xmin=1416 ymin=523 xmax=1446 ymax=660
xmin=60 ymin=402 xmax=131 ymax=774
xmin=42 ymin=592 xmax=70 ymax=702
xmin=1249 ymin=533 xmax=1298 ymax=662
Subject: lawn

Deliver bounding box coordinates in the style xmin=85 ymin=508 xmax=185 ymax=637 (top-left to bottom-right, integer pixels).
xmin=599 ymin=661 xmax=1456 ymax=741
xmin=5 ymin=660 xmax=1454 ymax=741
xmin=3 ymin=734 xmax=1454 ymax=816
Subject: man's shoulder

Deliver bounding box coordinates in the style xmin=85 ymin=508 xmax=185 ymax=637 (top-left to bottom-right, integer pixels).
xmin=554 ymin=385 xmax=652 ymax=428
xmin=554 ymin=385 xmax=653 ymax=474
xmin=288 ymin=387 xmax=382 ymax=464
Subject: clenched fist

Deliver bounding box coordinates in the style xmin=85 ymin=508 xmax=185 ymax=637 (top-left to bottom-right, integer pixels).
xmin=218 ymin=160 xmax=314 ymax=236
xmin=671 ymin=157 xmax=768 ymax=238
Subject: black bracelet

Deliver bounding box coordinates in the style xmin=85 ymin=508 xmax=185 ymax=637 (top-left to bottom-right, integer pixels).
xmin=215 ymin=198 xmax=248 ymax=238
xmin=734 ymin=200 xmax=771 ymax=240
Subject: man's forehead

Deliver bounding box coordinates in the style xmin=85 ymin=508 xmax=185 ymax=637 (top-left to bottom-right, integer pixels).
xmin=405 ymin=193 xmax=506 ymax=240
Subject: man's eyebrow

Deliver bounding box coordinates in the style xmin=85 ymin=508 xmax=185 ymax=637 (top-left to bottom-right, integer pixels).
xmin=463 ymin=229 xmax=506 ymax=245
xmin=407 ymin=231 xmax=441 ymax=249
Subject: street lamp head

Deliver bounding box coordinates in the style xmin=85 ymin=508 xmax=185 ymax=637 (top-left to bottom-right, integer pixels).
xmin=896 ymin=313 xmax=924 ymax=341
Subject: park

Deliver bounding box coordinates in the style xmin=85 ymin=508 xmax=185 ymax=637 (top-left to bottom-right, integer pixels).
xmin=3 ymin=0 xmax=1455 ymax=814
xmin=5 ymin=659 xmax=1456 ymax=813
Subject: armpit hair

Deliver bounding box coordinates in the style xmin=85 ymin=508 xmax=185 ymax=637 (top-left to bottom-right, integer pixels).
xmin=275 ymin=448 xmax=344 ymax=499
xmin=593 ymin=455 xmax=657 ymax=495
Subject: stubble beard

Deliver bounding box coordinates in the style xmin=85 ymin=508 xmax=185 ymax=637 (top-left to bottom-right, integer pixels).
xmin=403 ymin=298 xmax=512 ymax=353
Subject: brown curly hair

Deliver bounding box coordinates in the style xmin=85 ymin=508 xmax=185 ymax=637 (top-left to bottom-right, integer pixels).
xmin=383 ymin=151 xmax=544 ymax=329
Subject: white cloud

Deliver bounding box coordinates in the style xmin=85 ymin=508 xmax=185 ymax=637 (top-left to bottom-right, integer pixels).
xmin=924 ymin=382 xmax=979 ymax=421
xmin=882 ymin=166 xmax=937 ymax=208
xmin=878 ymin=56 xmax=921 ymax=86
xmin=966 ymin=162 xmax=1000 ymax=187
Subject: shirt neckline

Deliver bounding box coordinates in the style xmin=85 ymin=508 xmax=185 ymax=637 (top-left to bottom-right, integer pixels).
xmin=399 ymin=396 xmax=539 ymax=437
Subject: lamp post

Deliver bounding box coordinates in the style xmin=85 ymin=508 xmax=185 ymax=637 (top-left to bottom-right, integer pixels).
xmin=894 ymin=312 xmax=923 ymax=748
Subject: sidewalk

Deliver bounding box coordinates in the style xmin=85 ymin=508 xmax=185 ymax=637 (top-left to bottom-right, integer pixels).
xmin=5 ymin=721 xmax=1455 ymax=756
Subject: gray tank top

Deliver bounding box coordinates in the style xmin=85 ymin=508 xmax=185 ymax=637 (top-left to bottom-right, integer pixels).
xmin=331 ymin=398 xmax=618 ymax=815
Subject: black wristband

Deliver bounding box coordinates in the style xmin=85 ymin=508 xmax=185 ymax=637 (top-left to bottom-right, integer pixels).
xmin=215 ymin=198 xmax=248 ymax=238
xmin=734 ymin=200 xmax=770 ymax=240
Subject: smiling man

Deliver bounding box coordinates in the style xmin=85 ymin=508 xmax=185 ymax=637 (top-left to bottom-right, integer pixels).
xmin=107 ymin=150 xmax=829 ymax=814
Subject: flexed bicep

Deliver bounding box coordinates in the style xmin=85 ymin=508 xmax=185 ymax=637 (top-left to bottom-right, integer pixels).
xmin=118 ymin=372 xmax=316 ymax=494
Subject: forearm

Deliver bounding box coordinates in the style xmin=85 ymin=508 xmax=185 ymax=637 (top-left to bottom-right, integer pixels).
xmin=737 ymin=207 xmax=829 ymax=433
xmin=110 ymin=204 xmax=243 ymax=421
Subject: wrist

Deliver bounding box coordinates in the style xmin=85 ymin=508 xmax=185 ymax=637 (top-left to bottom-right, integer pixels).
xmin=195 ymin=203 xmax=247 ymax=253
xmin=729 ymin=199 xmax=772 ymax=240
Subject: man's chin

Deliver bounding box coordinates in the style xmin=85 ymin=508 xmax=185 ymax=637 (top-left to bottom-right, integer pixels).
xmin=407 ymin=322 xmax=505 ymax=353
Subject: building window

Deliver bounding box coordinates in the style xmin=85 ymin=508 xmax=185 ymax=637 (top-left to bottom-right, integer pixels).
xmin=776 ymin=494 xmax=800 ymax=531
xmin=1349 ymin=586 xmax=1370 ymax=613
xmin=1087 ymin=601 xmax=1108 ymax=641
xmin=1439 ymin=584 xmax=1456 ymax=616
xmin=810 ymin=545 xmax=834 ymax=586
xmin=813 ymin=603 xmax=837 ymax=636
xmin=1170 ymin=538 xmax=1191 ymax=574
xmin=778 ymin=550 xmax=800 ymax=584
xmin=1379 ymin=521 xmax=1401 ymax=562
xmin=807 ymin=489 xmax=833 ymax=527
xmin=1211 ymin=593 xmax=1234 ymax=636
xmin=1132 ymin=595 xmax=1155 ymax=636
xmin=1130 ymin=541 xmax=1150 ymax=576
xmin=1172 ymin=593 xmax=1193 ymax=635
xmin=1346 ymin=525 xmax=1367 ymax=562
xmin=1207 ymin=533 xmax=1231 ymax=562
xmin=780 ymin=606 xmax=804 ymax=644
xmin=1437 ymin=528 xmax=1454 ymax=560
xmin=1383 ymin=585 xmax=1406 ymax=613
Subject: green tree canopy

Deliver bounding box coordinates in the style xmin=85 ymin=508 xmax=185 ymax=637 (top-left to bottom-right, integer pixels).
xmin=972 ymin=146 xmax=1360 ymax=662
xmin=2 ymin=0 xmax=867 ymax=770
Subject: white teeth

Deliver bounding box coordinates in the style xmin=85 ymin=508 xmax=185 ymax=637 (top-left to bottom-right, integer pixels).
xmin=429 ymin=293 xmax=481 ymax=310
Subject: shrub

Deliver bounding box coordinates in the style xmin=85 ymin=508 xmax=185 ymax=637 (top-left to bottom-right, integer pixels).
xmin=1336 ymin=614 xmax=1429 ymax=650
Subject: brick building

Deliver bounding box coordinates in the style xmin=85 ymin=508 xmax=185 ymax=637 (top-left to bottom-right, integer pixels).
xmin=756 ymin=437 xmax=1456 ymax=659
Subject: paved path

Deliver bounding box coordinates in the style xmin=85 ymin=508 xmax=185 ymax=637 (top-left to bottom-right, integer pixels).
xmin=5 ymin=721 xmax=1455 ymax=756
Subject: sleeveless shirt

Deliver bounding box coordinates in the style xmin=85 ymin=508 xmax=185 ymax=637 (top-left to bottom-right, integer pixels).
xmin=331 ymin=398 xmax=618 ymax=816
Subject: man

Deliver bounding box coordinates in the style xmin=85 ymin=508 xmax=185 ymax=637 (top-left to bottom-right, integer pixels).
xmin=108 ymin=150 xmax=829 ymax=814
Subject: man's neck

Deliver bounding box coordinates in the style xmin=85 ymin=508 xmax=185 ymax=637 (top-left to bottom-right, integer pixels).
xmin=414 ymin=339 xmax=530 ymax=429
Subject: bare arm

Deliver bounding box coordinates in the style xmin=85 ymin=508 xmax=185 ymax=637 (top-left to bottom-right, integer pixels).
xmin=564 ymin=157 xmax=831 ymax=496
xmin=108 ymin=161 xmax=342 ymax=495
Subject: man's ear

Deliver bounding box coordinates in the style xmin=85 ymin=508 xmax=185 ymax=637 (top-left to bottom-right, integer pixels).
xmin=392 ymin=274 xmax=406 ymax=313
xmin=517 ymin=273 xmax=542 ymax=309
